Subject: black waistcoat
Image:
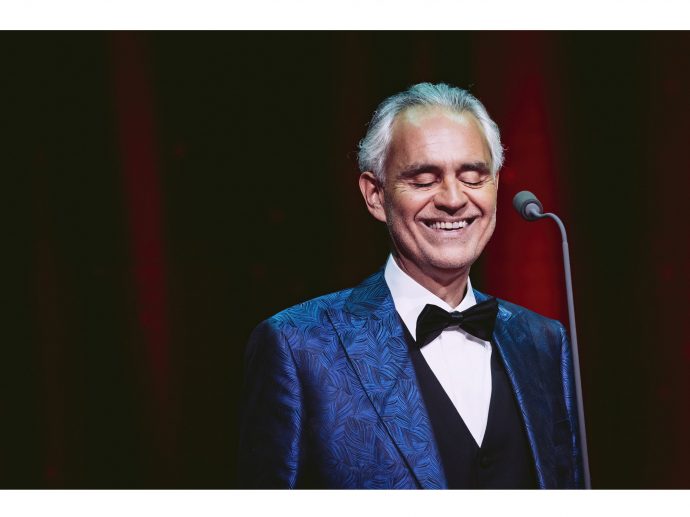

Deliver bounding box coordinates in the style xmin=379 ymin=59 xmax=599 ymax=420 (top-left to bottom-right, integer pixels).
xmin=403 ymin=325 xmax=537 ymax=489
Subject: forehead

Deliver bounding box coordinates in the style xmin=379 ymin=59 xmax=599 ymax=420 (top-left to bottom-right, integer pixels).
xmin=387 ymin=106 xmax=490 ymax=170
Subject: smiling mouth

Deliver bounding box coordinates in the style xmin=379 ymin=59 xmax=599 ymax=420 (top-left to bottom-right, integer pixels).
xmin=423 ymin=218 xmax=476 ymax=231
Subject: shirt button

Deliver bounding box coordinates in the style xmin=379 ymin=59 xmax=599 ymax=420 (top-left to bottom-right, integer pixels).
xmin=479 ymin=453 xmax=491 ymax=468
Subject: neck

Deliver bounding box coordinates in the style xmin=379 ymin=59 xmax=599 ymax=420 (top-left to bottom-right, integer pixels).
xmin=392 ymin=254 xmax=469 ymax=307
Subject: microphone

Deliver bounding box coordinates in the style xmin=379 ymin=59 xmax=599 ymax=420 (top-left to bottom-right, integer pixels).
xmin=512 ymin=190 xmax=592 ymax=490
xmin=512 ymin=190 xmax=544 ymax=220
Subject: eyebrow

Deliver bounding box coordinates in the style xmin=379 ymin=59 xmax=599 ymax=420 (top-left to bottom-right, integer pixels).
xmin=397 ymin=161 xmax=491 ymax=178
xmin=461 ymin=161 xmax=491 ymax=174
xmin=397 ymin=164 xmax=440 ymax=178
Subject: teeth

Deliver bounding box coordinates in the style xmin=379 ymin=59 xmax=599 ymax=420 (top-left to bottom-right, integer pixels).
xmin=428 ymin=220 xmax=468 ymax=230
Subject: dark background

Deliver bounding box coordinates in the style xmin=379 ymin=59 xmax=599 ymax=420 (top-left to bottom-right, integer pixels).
xmin=4 ymin=31 xmax=689 ymax=488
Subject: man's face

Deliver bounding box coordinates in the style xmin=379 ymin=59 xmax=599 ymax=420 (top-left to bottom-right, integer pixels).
xmin=362 ymin=107 xmax=499 ymax=283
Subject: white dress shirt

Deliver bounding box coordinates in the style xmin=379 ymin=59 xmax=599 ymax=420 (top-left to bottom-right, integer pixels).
xmin=384 ymin=255 xmax=492 ymax=446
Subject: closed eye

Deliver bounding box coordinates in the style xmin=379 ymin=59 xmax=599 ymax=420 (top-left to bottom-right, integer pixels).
xmin=460 ymin=174 xmax=492 ymax=188
xmin=458 ymin=162 xmax=492 ymax=187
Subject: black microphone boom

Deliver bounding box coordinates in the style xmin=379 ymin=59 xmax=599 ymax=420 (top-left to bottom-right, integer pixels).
xmin=512 ymin=190 xmax=592 ymax=490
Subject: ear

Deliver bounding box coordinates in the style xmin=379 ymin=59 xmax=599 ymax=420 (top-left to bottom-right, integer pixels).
xmin=494 ymin=171 xmax=500 ymax=190
xmin=358 ymin=171 xmax=387 ymax=223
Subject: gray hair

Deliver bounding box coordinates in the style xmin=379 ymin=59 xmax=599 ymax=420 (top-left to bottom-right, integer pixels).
xmin=357 ymin=83 xmax=504 ymax=182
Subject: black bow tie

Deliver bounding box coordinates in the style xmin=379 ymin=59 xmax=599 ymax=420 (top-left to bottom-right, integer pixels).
xmin=415 ymin=298 xmax=498 ymax=348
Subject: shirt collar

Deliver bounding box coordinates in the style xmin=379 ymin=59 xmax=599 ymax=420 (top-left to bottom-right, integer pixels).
xmin=383 ymin=254 xmax=477 ymax=341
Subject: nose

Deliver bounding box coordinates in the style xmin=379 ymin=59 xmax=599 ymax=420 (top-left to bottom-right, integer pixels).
xmin=434 ymin=177 xmax=468 ymax=213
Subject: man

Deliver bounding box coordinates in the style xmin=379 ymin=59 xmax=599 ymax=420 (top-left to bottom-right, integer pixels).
xmin=238 ymin=83 xmax=583 ymax=489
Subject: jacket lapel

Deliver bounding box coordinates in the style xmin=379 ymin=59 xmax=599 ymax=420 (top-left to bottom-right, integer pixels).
xmin=327 ymin=270 xmax=446 ymax=489
xmin=475 ymin=290 xmax=557 ymax=488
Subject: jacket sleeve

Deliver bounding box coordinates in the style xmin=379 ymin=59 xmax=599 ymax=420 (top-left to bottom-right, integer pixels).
xmin=237 ymin=319 xmax=304 ymax=488
xmin=558 ymin=322 xmax=585 ymax=488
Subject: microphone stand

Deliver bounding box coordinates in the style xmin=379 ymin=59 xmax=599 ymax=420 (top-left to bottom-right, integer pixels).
xmin=527 ymin=205 xmax=591 ymax=489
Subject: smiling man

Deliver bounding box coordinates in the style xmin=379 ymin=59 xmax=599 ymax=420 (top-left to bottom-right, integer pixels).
xmin=238 ymin=83 xmax=583 ymax=489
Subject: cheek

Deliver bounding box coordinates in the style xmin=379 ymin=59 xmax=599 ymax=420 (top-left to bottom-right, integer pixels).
xmin=386 ymin=192 xmax=423 ymax=219
xmin=478 ymin=191 xmax=498 ymax=213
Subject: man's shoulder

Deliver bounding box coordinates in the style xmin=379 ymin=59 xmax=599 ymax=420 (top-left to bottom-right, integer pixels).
xmin=260 ymin=268 xmax=387 ymax=332
xmin=475 ymin=288 xmax=566 ymax=334
xmin=500 ymin=297 xmax=564 ymax=327
xmin=264 ymin=285 xmax=356 ymax=331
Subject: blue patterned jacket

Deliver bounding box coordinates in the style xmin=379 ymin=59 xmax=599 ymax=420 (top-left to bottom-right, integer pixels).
xmin=238 ymin=269 xmax=583 ymax=488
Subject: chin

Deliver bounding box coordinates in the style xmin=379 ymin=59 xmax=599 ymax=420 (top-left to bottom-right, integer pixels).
xmin=424 ymin=253 xmax=475 ymax=273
